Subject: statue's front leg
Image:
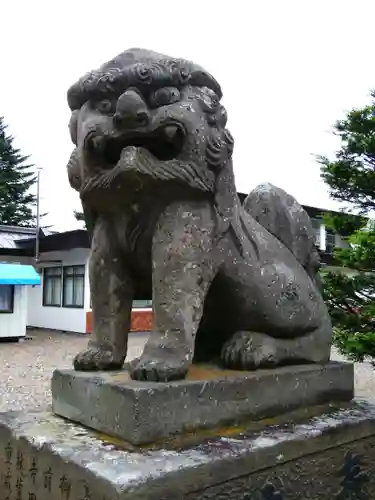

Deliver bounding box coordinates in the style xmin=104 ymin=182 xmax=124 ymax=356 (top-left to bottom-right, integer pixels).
xmin=130 ymin=201 xmax=217 ymax=382
xmin=74 ymin=216 xmax=133 ymax=371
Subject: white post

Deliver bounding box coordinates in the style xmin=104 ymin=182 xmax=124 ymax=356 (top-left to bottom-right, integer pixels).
xmin=35 ymin=168 xmax=42 ymax=263
xmin=320 ymin=223 xmax=326 ymax=251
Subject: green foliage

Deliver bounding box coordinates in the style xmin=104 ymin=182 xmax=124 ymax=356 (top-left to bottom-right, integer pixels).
xmin=74 ymin=209 xmax=88 ymax=231
xmin=322 ymin=212 xmax=366 ymax=238
xmin=322 ymin=251 xmax=375 ymax=366
xmin=74 ymin=210 xmax=85 ymax=223
xmin=323 ymin=268 xmax=375 ymax=327
xmin=317 ymin=91 xmax=375 ymax=213
xmin=0 ymin=116 xmax=37 ymax=226
xmin=319 ymin=91 xmax=375 ymax=365
xmin=333 ymin=328 xmax=375 ymax=366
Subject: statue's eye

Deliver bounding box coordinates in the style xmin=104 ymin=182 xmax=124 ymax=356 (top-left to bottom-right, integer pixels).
xmin=149 ymin=87 xmax=180 ymax=108
xmin=96 ymin=99 xmax=115 ymax=114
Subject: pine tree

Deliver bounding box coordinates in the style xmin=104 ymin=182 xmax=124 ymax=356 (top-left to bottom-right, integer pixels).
xmin=318 ymin=91 xmax=375 ymax=365
xmin=0 ymin=116 xmax=37 ymax=226
xmin=74 ymin=210 xmax=85 ymax=224
xmin=318 ymin=92 xmax=375 ymax=214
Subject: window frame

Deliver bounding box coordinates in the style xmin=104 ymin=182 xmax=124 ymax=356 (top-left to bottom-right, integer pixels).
xmin=89 ymin=297 xmax=152 ymax=309
xmin=0 ymin=285 xmax=14 ymax=314
xmin=42 ymin=266 xmax=63 ymax=307
xmin=132 ymin=299 xmax=153 ymax=309
xmin=311 ymin=217 xmax=322 ymax=248
xmin=325 ymin=230 xmax=336 ymax=254
xmin=62 ymin=265 xmax=85 ymax=309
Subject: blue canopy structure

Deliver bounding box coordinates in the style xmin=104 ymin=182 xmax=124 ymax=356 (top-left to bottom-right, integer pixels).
xmin=0 ymin=263 xmax=41 ymax=285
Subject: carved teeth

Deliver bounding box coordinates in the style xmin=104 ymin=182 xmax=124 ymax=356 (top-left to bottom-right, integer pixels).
xmin=163 ymin=125 xmax=179 ymax=142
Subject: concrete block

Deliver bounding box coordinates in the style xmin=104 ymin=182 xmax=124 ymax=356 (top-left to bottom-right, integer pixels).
xmin=51 ymin=362 xmax=354 ymax=445
xmin=1 ymin=400 xmax=375 ymax=499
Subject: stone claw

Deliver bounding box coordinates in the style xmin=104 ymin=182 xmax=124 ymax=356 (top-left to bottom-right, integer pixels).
xmin=221 ymin=331 xmax=280 ymax=370
xmin=73 ymin=347 xmax=125 ymax=371
xmin=129 ymin=355 xmax=189 ymax=382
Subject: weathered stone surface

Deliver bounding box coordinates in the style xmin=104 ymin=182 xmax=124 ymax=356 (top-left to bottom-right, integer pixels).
xmin=66 ymin=48 xmax=333 ymax=382
xmin=52 ymin=362 xmax=354 ymax=445
xmin=1 ymin=400 xmax=375 ymax=499
xmin=243 ymin=182 xmax=322 ymax=282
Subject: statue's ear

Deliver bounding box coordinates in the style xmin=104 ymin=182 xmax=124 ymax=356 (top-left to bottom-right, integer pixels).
xmin=67 ymin=147 xmax=96 ymax=240
xmin=67 ymin=148 xmax=82 ymax=192
xmin=69 ymin=111 xmax=79 ymax=145
xmin=207 ymin=129 xmax=245 ymax=255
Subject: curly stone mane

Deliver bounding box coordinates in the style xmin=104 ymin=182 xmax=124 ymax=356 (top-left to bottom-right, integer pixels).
xmin=67 ymin=49 xmax=237 ymax=244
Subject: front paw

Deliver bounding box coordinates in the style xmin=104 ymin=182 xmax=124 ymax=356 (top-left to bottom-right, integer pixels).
xmin=129 ymin=355 xmax=189 ymax=382
xmin=74 ymin=347 xmax=125 ymax=371
xmin=221 ymin=331 xmax=279 ymax=370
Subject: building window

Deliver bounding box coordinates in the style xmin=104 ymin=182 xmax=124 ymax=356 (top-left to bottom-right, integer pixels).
xmin=89 ymin=297 xmax=152 ymax=309
xmin=133 ymin=299 xmax=152 ymax=308
xmin=43 ymin=267 xmax=62 ymax=307
xmin=311 ymin=217 xmax=321 ymax=248
xmin=326 ymin=230 xmax=336 ymax=254
xmin=63 ymin=265 xmax=85 ymax=308
xmin=0 ymin=285 xmax=14 ymax=313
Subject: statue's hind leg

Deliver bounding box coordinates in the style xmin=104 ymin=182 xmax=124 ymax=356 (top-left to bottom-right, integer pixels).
xmin=221 ymin=320 xmax=332 ymax=370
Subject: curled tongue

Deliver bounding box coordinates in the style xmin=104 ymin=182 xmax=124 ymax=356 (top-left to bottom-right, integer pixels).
xmin=163 ymin=125 xmax=179 ymax=142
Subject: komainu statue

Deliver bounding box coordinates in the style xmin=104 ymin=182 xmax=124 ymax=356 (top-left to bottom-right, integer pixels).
xmin=67 ymin=48 xmax=332 ymax=381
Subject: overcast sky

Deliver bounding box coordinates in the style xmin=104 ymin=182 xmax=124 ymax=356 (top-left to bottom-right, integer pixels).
xmin=1 ymin=1 xmax=374 ymax=231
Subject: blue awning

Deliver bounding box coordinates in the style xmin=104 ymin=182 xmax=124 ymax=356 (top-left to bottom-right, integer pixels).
xmin=0 ymin=263 xmax=41 ymax=285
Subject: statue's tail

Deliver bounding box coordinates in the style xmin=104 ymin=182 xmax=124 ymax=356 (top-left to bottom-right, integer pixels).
xmin=242 ymin=183 xmax=321 ymax=282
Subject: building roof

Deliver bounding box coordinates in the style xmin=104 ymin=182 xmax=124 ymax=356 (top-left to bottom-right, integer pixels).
xmin=0 ymin=226 xmax=36 ymax=249
xmin=21 ymin=230 xmax=89 ymax=253
xmin=300 ymin=204 xmax=357 ymax=220
xmin=0 ymin=225 xmax=56 ymax=250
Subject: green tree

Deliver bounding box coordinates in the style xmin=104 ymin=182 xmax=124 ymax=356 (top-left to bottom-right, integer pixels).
xmin=318 ymin=91 xmax=375 ymax=365
xmin=0 ymin=116 xmax=37 ymax=226
xmin=74 ymin=210 xmax=85 ymax=224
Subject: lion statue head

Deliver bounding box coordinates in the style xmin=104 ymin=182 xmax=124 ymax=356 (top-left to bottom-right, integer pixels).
xmin=67 ymin=48 xmax=236 ymax=225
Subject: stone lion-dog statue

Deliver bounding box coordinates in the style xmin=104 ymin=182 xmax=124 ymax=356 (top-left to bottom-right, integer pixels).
xmin=66 ymin=48 xmax=332 ymax=381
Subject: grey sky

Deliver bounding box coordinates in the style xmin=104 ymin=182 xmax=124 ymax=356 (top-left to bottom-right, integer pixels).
xmin=2 ymin=0 xmax=374 ymax=231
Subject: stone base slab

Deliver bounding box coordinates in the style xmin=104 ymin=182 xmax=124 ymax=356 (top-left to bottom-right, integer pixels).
xmin=1 ymin=400 xmax=375 ymax=499
xmin=51 ymin=362 xmax=354 ymax=445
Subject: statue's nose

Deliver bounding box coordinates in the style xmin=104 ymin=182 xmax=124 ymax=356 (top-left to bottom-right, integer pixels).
xmin=114 ymin=89 xmax=150 ymax=128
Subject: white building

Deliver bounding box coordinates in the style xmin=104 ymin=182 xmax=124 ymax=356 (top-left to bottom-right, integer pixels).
xmin=1 ymin=227 xmax=152 ymax=334
xmin=0 ymin=263 xmax=40 ymax=339
xmin=28 ymin=246 xmax=91 ymax=334
xmin=0 ymin=203 xmax=350 ymax=335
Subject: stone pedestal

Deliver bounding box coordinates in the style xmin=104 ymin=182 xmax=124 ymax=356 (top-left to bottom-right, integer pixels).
xmin=1 ymin=400 xmax=375 ymax=499
xmin=51 ymin=362 xmax=354 ymax=445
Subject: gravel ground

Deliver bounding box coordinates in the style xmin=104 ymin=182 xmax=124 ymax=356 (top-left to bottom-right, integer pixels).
xmin=0 ymin=329 xmax=373 ymax=412
xmin=0 ymin=329 xmax=147 ymax=412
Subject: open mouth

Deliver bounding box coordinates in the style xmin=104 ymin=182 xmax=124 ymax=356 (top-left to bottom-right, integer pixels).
xmin=85 ymin=122 xmax=186 ymax=167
